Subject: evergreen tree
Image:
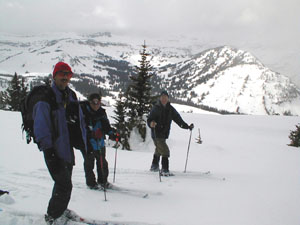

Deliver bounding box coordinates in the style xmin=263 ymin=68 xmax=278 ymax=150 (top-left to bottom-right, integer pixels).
xmin=20 ymin=77 xmax=28 ymax=97
xmin=5 ymin=73 xmax=28 ymax=111
xmin=126 ymin=42 xmax=154 ymax=141
xmin=43 ymin=75 xmax=52 ymax=86
xmin=0 ymin=91 xmax=7 ymax=109
xmin=288 ymin=124 xmax=300 ymax=147
xmin=112 ymin=93 xmax=131 ymax=150
xmin=125 ymin=85 xmax=137 ymax=131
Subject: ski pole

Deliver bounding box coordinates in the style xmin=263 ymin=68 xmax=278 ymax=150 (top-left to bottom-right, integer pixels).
xmin=152 ymin=127 xmax=161 ymax=182
xmin=99 ymin=153 xmax=107 ymax=201
xmin=113 ymin=133 xmax=120 ymax=183
xmin=184 ymin=129 xmax=193 ymax=173
xmin=97 ymin=137 xmax=107 ymax=201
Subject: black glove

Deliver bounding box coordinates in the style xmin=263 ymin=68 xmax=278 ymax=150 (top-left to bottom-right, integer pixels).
xmin=0 ymin=190 xmax=9 ymax=196
xmin=109 ymin=132 xmax=120 ymax=142
xmin=189 ymin=123 xmax=194 ymax=130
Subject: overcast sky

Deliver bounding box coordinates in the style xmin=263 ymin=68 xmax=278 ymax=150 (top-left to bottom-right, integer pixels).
xmin=0 ymin=0 xmax=299 ymax=82
xmin=1 ymin=0 xmax=299 ymax=40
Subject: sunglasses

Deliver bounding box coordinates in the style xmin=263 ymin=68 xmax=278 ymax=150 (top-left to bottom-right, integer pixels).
xmin=91 ymin=99 xmax=101 ymax=105
xmin=56 ymin=71 xmax=73 ymax=78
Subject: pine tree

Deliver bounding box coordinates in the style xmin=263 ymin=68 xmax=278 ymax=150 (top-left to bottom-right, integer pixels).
xmin=43 ymin=75 xmax=52 ymax=86
xmin=112 ymin=93 xmax=131 ymax=150
xmin=125 ymin=86 xmax=137 ymax=131
xmin=20 ymin=77 xmax=28 ymax=97
xmin=0 ymin=91 xmax=7 ymax=109
xmin=5 ymin=73 xmax=28 ymax=111
xmin=126 ymin=41 xmax=154 ymax=141
xmin=288 ymin=124 xmax=300 ymax=147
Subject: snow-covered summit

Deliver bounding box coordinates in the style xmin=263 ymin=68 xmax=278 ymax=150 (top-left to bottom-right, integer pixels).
xmin=159 ymin=46 xmax=300 ymax=115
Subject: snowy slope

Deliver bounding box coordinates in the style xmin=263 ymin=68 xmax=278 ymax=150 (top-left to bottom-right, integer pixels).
xmin=0 ymin=106 xmax=300 ymax=225
xmin=0 ymin=32 xmax=193 ymax=76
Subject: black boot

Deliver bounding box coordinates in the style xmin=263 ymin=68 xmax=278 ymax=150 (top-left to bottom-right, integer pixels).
xmin=161 ymin=157 xmax=169 ymax=173
xmin=161 ymin=157 xmax=172 ymax=176
xmin=150 ymin=154 xmax=160 ymax=172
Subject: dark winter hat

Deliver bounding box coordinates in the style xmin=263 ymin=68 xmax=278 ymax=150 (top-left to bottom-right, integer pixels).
xmin=160 ymin=90 xmax=169 ymax=97
xmin=88 ymin=92 xmax=102 ymax=101
xmin=53 ymin=62 xmax=73 ymax=78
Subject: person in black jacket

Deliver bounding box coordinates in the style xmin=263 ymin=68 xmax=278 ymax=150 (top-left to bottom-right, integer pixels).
xmin=80 ymin=93 xmax=118 ymax=189
xmin=147 ymin=91 xmax=194 ymax=176
xmin=33 ymin=62 xmax=87 ymax=225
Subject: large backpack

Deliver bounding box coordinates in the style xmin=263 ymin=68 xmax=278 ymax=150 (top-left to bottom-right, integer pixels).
xmin=20 ymin=85 xmax=57 ymax=144
xmin=21 ymin=85 xmax=86 ymax=151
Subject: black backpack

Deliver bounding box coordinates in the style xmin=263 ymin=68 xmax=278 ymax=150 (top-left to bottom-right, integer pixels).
xmin=21 ymin=85 xmax=86 ymax=151
xmin=20 ymin=85 xmax=57 ymax=144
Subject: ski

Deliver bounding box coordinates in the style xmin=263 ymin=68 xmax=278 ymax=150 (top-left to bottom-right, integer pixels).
xmin=67 ymin=214 xmax=154 ymax=225
xmin=175 ymin=171 xmax=226 ymax=181
xmin=0 ymin=208 xmax=147 ymax=225
xmin=159 ymin=171 xmax=175 ymax=177
xmin=74 ymin=183 xmax=151 ymax=199
xmin=107 ymin=184 xmax=149 ymax=198
xmin=72 ymin=217 xmax=135 ymax=225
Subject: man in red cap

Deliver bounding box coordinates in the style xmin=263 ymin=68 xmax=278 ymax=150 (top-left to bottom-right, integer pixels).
xmin=52 ymin=62 xmax=73 ymax=91
xmin=33 ymin=62 xmax=87 ymax=224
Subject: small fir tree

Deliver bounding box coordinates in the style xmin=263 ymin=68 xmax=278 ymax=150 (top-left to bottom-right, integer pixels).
xmin=288 ymin=124 xmax=300 ymax=147
xmin=5 ymin=73 xmax=28 ymax=111
xmin=112 ymin=94 xmax=131 ymax=150
xmin=0 ymin=91 xmax=7 ymax=109
xmin=43 ymin=75 xmax=52 ymax=86
xmin=125 ymin=85 xmax=138 ymax=132
xmin=20 ymin=77 xmax=28 ymax=97
xmin=126 ymin=41 xmax=154 ymax=141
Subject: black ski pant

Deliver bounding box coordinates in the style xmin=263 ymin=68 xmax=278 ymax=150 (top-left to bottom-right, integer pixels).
xmin=152 ymin=138 xmax=170 ymax=171
xmin=44 ymin=154 xmax=73 ymax=219
xmin=81 ymin=147 xmax=109 ymax=186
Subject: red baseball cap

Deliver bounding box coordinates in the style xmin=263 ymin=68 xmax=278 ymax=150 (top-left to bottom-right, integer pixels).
xmin=53 ymin=62 xmax=73 ymax=78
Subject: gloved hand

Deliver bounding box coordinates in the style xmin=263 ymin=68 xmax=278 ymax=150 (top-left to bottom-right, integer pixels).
xmin=189 ymin=123 xmax=194 ymax=130
xmin=150 ymin=121 xmax=157 ymax=128
xmin=109 ymin=132 xmax=120 ymax=142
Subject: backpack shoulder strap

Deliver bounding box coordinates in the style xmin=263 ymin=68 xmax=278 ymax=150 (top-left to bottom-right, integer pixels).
xmin=69 ymin=88 xmax=78 ymax=101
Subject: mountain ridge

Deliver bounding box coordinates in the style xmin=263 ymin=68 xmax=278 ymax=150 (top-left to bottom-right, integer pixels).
xmin=0 ymin=32 xmax=299 ymax=115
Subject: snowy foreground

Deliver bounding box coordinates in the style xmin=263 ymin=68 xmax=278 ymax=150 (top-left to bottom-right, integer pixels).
xmin=0 ymin=107 xmax=300 ymax=225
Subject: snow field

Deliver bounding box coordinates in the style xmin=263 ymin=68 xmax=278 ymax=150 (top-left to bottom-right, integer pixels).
xmin=0 ymin=108 xmax=300 ymax=225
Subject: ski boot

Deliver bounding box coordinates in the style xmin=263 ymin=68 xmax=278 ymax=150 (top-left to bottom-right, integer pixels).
xmin=45 ymin=213 xmax=68 ymax=225
xmin=150 ymin=154 xmax=160 ymax=172
xmin=150 ymin=163 xmax=159 ymax=172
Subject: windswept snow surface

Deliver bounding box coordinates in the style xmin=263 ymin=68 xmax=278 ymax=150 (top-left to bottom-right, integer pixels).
xmin=0 ymin=108 xmax=300 ymax=225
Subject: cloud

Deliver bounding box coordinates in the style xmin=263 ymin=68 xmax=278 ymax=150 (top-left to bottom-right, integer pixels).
xmin=5 ymin=1 xmax=23 ymax=9
xmin=238 ymin=8 xmax=259 ymax=24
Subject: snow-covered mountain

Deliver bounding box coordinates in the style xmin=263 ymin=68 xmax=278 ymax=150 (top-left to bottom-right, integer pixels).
xmin=158 ymin=46 xmax=300 ymax=115
xmin=0 ymin=32 xmax=299 ymax=115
